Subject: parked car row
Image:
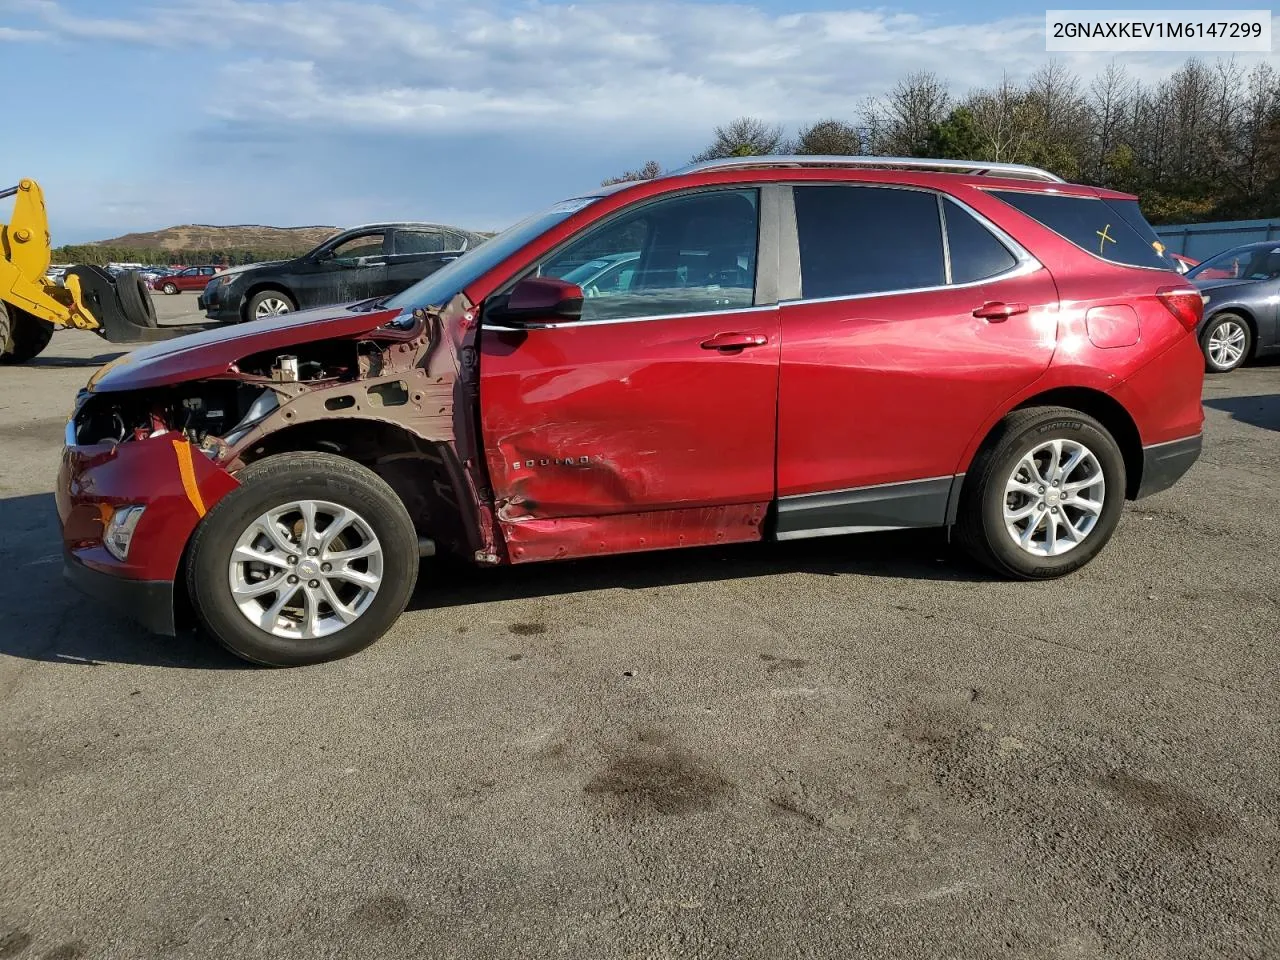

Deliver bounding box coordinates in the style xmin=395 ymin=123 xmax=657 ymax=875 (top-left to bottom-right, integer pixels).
xmin=58 ymin=156 xmax=1213 ymax=666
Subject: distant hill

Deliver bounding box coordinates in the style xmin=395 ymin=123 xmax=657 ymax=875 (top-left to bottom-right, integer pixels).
xmin=88 ymin=224 xmax=341 ymax=253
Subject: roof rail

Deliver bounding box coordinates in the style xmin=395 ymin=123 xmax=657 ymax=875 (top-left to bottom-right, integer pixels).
xmin=670 ymin=155 xmax=1065 ymax=183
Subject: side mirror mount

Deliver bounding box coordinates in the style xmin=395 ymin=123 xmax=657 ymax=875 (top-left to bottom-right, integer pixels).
xmin=495 ymin=277 xmax=584 ymax=324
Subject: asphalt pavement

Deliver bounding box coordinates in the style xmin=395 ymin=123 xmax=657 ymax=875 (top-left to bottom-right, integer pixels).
xmin=1 ymin=294 xmax=1276 ymax=959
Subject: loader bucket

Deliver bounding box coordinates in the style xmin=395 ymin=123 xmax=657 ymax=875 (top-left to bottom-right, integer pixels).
xmin=65 ymin=266 xmax=197 ymax=345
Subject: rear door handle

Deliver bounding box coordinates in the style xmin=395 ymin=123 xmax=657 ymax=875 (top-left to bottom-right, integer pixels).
xmin=973 ymin=301 xmax=1028 ymax=322
xmin=700 ymin=332 xmax=768 ymax=351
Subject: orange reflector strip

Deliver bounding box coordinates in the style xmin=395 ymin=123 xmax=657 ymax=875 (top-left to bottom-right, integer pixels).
xmin=172 ymin=439 xmax=207 ymax=517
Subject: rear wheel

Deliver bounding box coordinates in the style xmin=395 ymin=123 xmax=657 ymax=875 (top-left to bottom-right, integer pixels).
xmin=956 ymin=406 xmax=1126 ymax=579
xmin=115 ymin=270 xmax=158 ymax=328
xmin=1200 ymin=312 xmax=1251 ymax=373
xmin=187 ymin=452 xmax=419 ymax=666
xmin=0 ymin=303 xmax=56 ymax=364
xmin=247 ymin=289 xmax=296 ymax=322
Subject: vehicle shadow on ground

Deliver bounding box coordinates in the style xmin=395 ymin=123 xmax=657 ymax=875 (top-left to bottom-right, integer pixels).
xmin=0 ymin=492 xmax=246 ymax=670
xmin=0 ymin=487 xmax=984 ymax=668
xmin=1203 ymin=394 xmax=1280 ymax=432
xmin=411 ymin=527 xmax=986 ymax=613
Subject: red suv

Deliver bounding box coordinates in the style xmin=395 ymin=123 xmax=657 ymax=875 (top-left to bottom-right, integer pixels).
xmin=151 ymin=265 xmax=221 ymax=294
xmin=58 ymin=157 xmax=1205 ymax=666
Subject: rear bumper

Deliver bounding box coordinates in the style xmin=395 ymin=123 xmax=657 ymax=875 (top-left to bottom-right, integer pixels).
xmin=63 ymin=550 xmax=176 ymax=636
xmin=1135 ymin=434 xmax=1202 ymax=499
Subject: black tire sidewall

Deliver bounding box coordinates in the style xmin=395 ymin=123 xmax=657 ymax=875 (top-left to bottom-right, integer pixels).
xmin=163 ymin=283 xmax=178 ymax=295
xmin=188 ymin=456 xmax=419 ymax=666
xmin=0 ymin=303 xmax=13 ymax=360
xmin=0 ymin=306 xmax=55 ymax=364
xmin=977 ymin=415 xmax=1126 ymax=579
xmin=1200 ymin=313 xmax=1250 ymax=373
xmin=117 ymin=271 xmax=159 ymax=327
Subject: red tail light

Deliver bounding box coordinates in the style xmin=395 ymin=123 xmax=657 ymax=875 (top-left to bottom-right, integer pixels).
xmin=1156 ymin=286 xmax=1204 ymax=332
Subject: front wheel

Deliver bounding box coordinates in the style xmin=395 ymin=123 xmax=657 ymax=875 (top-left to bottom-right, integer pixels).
xmin=162 ymin=282 xmax=178 ymax=295
xmin=1200 ymin=312 xmax=1251 ymax=373
xmin=956 ymin=407 xmax=1126 ymax=579
xmin=247 ymin=289 xmax=296 ymax=321
xmin=186 ymin=452 xmax=420 ymax=666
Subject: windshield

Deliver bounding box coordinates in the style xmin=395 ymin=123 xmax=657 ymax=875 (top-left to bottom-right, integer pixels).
xmin=384 ymin=197 xmax=599 ymax=311
xmin=1187 ymin=246 xmax=1280 ymax=282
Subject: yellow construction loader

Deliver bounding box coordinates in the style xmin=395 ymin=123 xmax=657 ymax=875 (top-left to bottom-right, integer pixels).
xmin=1 ymin=178 xmax=194 ymax=364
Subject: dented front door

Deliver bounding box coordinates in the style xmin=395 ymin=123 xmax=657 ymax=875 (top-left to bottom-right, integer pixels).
xmin=478 ymin=308 xmax=780 ymax=561
xmin=476 ymin=187 xmax=780 ymax=562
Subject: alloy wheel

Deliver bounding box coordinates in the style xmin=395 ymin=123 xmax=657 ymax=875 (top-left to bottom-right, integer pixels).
xmin=227 ymin=499 xmax=384 ymax=639
xmin=1002 ymin=439 xmax=1106 ymax=558
xmin=1207 ymin=320 xmax=1247 ymax=369
xmin=255 ymin=297 xmax=292 ymax=319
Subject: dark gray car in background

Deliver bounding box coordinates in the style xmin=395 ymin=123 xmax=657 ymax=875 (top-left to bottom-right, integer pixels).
xmin=200 ymin=221 xmax=487 ymax=323
xmin=1187 ymin=241 xmax=1280 ymax=373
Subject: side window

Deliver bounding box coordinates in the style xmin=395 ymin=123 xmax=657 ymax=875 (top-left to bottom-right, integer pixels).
xmin=200 ymin=266 xmax=216 ymax=276
xmin=794 ymin=186 xmax=945 ymax=299
xmin=394 ymin=230 xmax=463 ymax=255
xmin=943 ymin=199 xmax=1018 ymax=283
xmin=538 ymin=189 xmax=759 ymax=322
xmin=180 ymin=268 xmax=198 ymax=277
xmin=990 ymin=191 xmax=1168 ymax=269
xmin=330 ymin=232 xmax=386 ymax=261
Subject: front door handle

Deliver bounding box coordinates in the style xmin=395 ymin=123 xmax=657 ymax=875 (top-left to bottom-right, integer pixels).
xmin=700 ymin=332 xmax=769 ymax=351
xmin=973 ymin=301 xmax=1028 ymax=322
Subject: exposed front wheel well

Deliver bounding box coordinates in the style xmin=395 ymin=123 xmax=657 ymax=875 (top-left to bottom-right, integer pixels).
xmin=234 ymin=418 xmax=471 ymax=555
xmin=996 ymin=388 xmax=1144 ymax=499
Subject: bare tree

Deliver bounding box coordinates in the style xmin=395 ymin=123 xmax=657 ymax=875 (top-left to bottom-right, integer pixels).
xmin=863 ymin=71 xmax=950 ymax=155
xmin=690 ymin=117 xmax=786 ymax=162
xmin=793 ymin=119 xmax=862 ymax=155
xmin=964 ymin=75 xmax=1033 ymax=163
xmin=601 ymin=160 xmax=663 ymax=186
xmin=1086 ymin=62 xmax=1136 ymax=181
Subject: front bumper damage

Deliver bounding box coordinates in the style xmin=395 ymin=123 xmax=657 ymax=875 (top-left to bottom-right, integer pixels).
xmin=57 ymin=432 xmax=241 ymax=636
xmin=63 ymin=550 xmax=176 ymax=635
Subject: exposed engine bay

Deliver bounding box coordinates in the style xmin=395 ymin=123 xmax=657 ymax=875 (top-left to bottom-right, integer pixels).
xmin=66 ymin=300 xmax=501 ymax=563
xmin=71 ymin=379 xmax=270 ymax=447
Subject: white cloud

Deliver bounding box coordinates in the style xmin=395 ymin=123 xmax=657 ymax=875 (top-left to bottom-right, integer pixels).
xmin=13 ymin=0 xmax=1277 ymax=144
xmin=0 ymin=24 xmax=47 ymax=40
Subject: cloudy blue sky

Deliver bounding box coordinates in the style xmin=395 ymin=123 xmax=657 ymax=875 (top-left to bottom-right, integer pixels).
xmin=1 ymin=0 xmax=1276 ymax=242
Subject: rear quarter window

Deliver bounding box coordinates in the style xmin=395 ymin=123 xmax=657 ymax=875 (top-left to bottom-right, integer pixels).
xmin=943 ymin=198 xmax=1018 ymax=284
xmin=989 ymin=191 xmax=1169 ymax=270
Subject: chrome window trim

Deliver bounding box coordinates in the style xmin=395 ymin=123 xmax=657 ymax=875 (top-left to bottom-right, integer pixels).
xmin=937 ymin=193 xmax=953 ymax=284
xmin=481 ymin=302 xmax=778 ymax=332
xmin=777 ymin=258 xmax=1042 ymax=308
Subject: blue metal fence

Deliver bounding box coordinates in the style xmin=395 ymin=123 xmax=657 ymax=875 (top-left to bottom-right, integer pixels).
xmin=1154 ymin=218 xmax=1280 ymax=260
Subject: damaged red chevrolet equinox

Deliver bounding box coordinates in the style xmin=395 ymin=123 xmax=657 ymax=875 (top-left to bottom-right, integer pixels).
xmin=58 ymin=157 xmax=1206 ymax=666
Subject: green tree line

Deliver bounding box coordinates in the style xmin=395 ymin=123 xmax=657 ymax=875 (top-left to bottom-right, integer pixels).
xmin=607 ymin=58 xmax=1280 ymax=225
xmin=49 ymin=245 xmax=306 ymax=267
